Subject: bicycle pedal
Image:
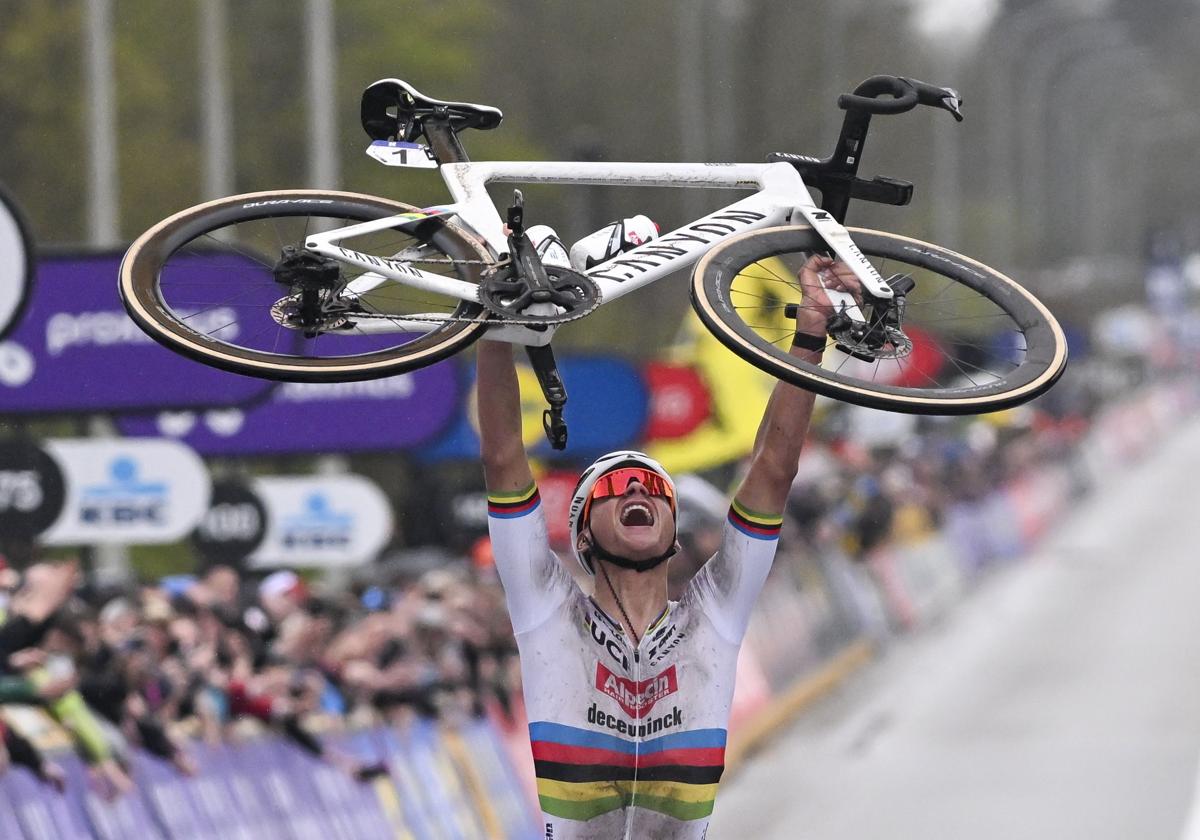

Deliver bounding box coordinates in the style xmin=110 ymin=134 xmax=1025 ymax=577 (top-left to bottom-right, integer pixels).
xmin=543 ymin=409 xmax=568 ymax=450
xmin=506 ymin=189 xmax=525 ymax=235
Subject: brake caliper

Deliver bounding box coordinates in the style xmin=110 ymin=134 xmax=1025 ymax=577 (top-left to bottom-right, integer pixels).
xmin=827 ymin=273 xmax=915 ymax=362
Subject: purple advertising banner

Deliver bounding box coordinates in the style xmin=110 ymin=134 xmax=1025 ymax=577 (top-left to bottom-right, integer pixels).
xmin=460 ymin=719 xmax=542 ymax=840
xmin=134 ymin=751 xmax=216 ymax=839
xmin=0 ymin=724 xmax=540 ymax=840
xmin=0 ymin=251 xmax=274 ymax=413
xmin=0 ymin=778 xmax=31 ymax=839
xmin=115 ymin=362 xmax=461 ymax=455
xmin=0 ymin=757 xmax=94 ymax=839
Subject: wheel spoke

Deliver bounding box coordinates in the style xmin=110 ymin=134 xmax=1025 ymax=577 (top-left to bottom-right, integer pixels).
xmin=126 ymin=194 xmax=492 ymax=377
xmin=696 ymin=229 xmax=1063 ymax=410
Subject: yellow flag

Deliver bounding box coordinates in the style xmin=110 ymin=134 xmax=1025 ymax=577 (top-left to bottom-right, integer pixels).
xmin=647 ymin=257 xmax=795 ymax=473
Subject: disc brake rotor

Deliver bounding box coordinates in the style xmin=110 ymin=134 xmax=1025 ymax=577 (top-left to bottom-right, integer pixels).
xmin=270 ymin=292 xmax=351 ymax=334
xmin=830 ymin=323 xmax=914 ymax=360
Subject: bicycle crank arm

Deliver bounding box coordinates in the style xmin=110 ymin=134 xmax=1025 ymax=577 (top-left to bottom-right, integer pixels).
xmin=525 ymin=343 xmax=569 ymax=450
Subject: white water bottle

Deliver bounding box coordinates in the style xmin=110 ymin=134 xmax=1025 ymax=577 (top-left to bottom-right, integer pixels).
xmin=568 ymin=215 xmax=659 ymax=271
xmin=526 ymin=224 xmax=572 ymax=268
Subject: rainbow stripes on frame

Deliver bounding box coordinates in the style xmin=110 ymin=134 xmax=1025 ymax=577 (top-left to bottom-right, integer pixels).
xmin=529 ymin=721 xmax=727 ymax=822
xmin=487 ymin=483 xmax=541 ymax=519
xmin=727 ymin=500 xmax=782 ymax=540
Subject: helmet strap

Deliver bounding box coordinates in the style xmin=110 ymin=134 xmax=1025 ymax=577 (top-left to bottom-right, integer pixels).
xmin=587 ymin=537 xmax=677 ymax=573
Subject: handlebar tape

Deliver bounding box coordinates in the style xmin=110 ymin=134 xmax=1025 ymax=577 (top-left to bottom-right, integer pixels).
xmin=837 ymin=76 xmax=918 ymax=114
xmin=836 ymin=75 xmax=963 ymax=121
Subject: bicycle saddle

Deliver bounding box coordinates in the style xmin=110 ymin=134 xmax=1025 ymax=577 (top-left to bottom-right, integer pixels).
xmin=360 ymin=78 xmax=503 ymax=142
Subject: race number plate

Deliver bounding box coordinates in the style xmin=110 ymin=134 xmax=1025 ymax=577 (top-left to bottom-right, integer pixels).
xmin=366 ymin=140 xmax=439 ymax=169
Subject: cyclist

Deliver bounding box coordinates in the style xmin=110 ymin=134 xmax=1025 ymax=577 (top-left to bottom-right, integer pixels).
xmin=477 ymin=253 xmax=859 ymax=838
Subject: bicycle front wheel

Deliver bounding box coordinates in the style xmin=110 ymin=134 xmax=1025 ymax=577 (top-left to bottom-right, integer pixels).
xmin=120 ymin=190 xmax=493 ymax=382
xmin=691 ymin=226 xmax=1067 ymax=415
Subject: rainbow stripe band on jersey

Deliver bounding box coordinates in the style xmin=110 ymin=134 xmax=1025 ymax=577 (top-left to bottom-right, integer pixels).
xmin=727 ymin=500 xmax=783 ymax=540
xmin=487 ymin=483 xmax=541 ymax=519
xmin=529 ymin=721 xmax=726 ymax=822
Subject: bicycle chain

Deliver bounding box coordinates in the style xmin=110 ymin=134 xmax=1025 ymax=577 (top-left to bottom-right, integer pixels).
xmin=345 ymin=258 xmax=601 ymax=327
xmin=346 ymin=301 xmax=596 ymax=327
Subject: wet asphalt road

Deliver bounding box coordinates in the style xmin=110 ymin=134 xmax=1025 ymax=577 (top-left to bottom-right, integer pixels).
xmin=711 ymin=417 xmax=1200 ymax=840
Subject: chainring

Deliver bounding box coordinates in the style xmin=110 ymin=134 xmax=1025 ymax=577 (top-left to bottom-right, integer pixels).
xmin=478 ymin=262 xmax=601 ymax=325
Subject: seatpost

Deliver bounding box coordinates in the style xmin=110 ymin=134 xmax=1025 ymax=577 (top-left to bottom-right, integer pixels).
xmin=422 ymin=108 xmax=469 ymax=164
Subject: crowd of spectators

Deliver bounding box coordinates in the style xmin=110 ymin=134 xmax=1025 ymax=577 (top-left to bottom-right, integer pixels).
xmin=0 ymin=361 xmax=1120 ymax=801
xmin=0 ymin=555 xmax=519 ymax=798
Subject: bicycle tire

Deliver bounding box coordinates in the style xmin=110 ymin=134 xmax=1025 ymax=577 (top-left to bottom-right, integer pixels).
xmin=690 ymin=225 xmax=1067 ymax=415
xmin=120 ymin=189 xmax=493 ymax=382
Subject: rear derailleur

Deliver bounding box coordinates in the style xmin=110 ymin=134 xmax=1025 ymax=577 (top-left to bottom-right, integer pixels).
xmin=269 ymin=246 xmax=358 ymax=337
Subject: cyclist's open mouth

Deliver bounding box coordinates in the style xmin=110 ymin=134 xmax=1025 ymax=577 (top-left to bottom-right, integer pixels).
xmin=619 ymin=501 xmax=655 ymax=527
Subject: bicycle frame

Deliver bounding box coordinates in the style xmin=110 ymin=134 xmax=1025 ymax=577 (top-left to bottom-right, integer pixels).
xmin=301 ymin=159 xmax=893 ymax=346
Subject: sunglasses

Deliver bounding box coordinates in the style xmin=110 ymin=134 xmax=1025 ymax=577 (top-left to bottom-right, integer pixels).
xmin=585 ymin=467 xmax=676 ymax=520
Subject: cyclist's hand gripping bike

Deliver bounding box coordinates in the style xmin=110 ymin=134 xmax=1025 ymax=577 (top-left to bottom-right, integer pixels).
xmin=120 ymin=74 xmax=1067 ymax=450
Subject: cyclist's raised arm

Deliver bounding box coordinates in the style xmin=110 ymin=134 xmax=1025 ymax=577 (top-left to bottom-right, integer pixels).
xmin=476 ymin=339 xmax=574 ymax=633
xmin=734 ymin=255 xmax=861 ymax=516
xmin=476 ymin=339 xmax=534 ymax=494
xmin=693 ymin=255 xmax=860 ymax=643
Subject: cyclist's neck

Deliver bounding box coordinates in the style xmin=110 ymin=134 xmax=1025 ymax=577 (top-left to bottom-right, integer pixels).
xmin=592 ymin=560 xmax=669 ymax=646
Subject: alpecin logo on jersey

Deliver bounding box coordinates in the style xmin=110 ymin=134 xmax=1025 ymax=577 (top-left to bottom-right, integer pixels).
xmin=596 ymin=662 xmax=678 ymax=719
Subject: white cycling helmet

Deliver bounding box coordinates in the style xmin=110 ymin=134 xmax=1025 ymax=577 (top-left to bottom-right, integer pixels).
xmin=567 ymin=450 xmax=677 ymax=576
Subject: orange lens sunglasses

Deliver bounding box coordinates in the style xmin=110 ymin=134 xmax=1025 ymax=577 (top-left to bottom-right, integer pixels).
xmin=584 ymin=467 xmax=676 ymax=520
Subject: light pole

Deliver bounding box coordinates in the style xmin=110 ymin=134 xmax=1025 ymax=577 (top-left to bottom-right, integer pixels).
xmin=305 ymin=0 xmax=339 ymax=190
xmin=1050 ymin=47 xmax=1163 ymax=256
xmin=930 ymin=50 xmax=964 ymax=249
xmin=198 ymin=0 xmax=234 ymax=200
xmin=84 ymin=0 xmax=118 ymax=246
xmin=677 ymin=0 xmax=707 ymax=221
xmin=1015 ymin=18 xmax=1131 ymax=256
xmin=983 ymin=0 xmax=1077 ymax=260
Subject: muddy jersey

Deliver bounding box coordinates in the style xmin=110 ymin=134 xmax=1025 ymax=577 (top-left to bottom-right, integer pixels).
xmin=487 ymin=482 xmax=782 ymax=840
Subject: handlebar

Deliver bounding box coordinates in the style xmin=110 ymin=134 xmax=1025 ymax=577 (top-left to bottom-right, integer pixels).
xmin=769 ymin=74 xmax=965 ymax=225
xmin=838 ymin=75 xmax=963 ymax=122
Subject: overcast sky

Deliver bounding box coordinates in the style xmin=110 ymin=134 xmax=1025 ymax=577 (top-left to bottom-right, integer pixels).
xmin=909 ymin=0 xmax=1002 ymax=40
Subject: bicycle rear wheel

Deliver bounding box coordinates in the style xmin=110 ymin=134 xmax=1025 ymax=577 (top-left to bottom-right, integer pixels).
xmin=120 ymin=190 xmax=493 ymax=382
xmin=691 ymin=226 xmax=1067 ymax=415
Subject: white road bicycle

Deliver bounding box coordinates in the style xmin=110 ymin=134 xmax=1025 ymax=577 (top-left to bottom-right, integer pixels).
xmin=120 ymin=75 xmax=1067 ymax=449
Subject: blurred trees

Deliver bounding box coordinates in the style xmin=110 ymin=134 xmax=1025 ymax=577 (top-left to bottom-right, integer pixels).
xmin=0 ymin=1 xmax=88 ymax=241
xmin=0 ymin=0 xmax=1197 ymax=335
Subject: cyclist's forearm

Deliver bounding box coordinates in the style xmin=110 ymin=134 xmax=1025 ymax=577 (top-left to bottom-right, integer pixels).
xmin=741 ymin=344 xmax=821 ymax=512
xmin=476 ymin=340 xmax=533 ymax=490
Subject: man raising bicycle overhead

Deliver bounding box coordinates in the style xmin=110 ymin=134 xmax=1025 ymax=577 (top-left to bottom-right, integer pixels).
xmin=477 ymin=253 xmax=859 ymax=839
